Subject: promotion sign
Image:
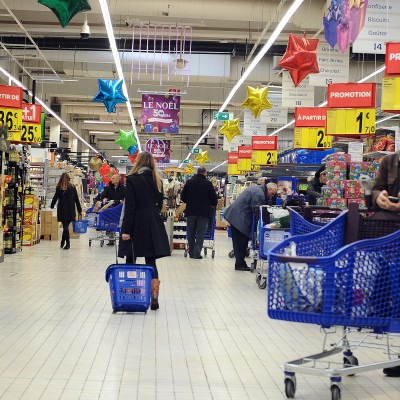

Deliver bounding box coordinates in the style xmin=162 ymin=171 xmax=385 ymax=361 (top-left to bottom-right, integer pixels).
xmin=228 ymin=152 xmax=239 ymax=164
xmin=294 ymin=127 xmax=332 ymax=149
xmin=251 ymin=136 xmax=278 ymax=150
xmin=382 ymin=76 xmax=400 ymax=112
xmin=251 ymin=150 xmax=278 ymax=166
xmin=0 ymin=107 xmax=22 ymax=132
xmin=22 ymin=104 xmax=42 ymax=124
xmin=327 ymin=83 xmax=376 ymax=108
xmin=294 ymin=107 xmax=327 ymax=127
xmin=9 ymin=123 xmax=42 ymax=144
xmin=0 ymin=85 xmax=22 ymax=109
xmin=237 ymin=146 xmax=253 ymax=171
xmin=227 ymin=152 xmax=242 ymax=175
xmin=385 ymin=42 xmax=400 ymax=75
xmin=327 ymin=108 xmax=376 ymax=136
xmin=141 ymin=93 xmax=180 ymax=133
xmin=145 ymin=138 xmax=171 ymax=163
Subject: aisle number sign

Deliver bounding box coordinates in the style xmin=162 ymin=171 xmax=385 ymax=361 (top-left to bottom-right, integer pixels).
xmin=327 ymin=83 xmax=376 ymax=109
xmin=0 ymin=107 xmax=22 ymax=132
xmin=294 ymin=127 xmax=332 ymax=149
xmin=327 ymin=108 xmax=376 ymax=136
xmin=382 ymin=76 xmax=400 ymax=112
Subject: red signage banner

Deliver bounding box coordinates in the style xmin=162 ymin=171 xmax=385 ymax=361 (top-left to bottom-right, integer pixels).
xmin=251 ymin=136 xmax=278 ymax=150
xmin=295 ymin=107 xmax=327 ymax=127
xmin=385 ymin=42 xmax=400 ymax=75
xmin=22 ymin=104 xmax=42 ymax=124
xmin=327 ymin=83 xmax=376 ymax=108
xmin=238 ymin=146 xmax=252 ymax=159
xmin=0 ymin=85 xmax=23 ymax=109
xmin=228 ymin=152 xmax=238 ymax=164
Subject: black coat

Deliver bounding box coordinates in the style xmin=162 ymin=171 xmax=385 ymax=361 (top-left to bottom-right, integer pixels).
xmin=121 ymin=171 xmax=170 ymax=259
xmin=180 ymin=174 xmax=218 ymax=217
xmin=307 ymin=179 xmax=323 ymax=205
xmin=100 ymin=182 xmax=126 ymax=204
xmin=51 ymin=185 xmax=82 ymax=222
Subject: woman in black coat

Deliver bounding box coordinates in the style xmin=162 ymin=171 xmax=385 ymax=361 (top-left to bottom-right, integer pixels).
xmin=120 ymin=151 xmax=170 ymax=310
xmin=51 ymin=172 xmax=82 ymax=250
xmin=307 ymin=164 xmax=327 ymax=205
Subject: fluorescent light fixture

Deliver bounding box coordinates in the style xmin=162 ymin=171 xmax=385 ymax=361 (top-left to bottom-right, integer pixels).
xmin=84 ymin=120 xmax=114 ymax=124
xmin=89 ymin=131 xmax=115 ymax=135
xmin=111 ymin=155 xmax=128 ymax=158
xmin=179 ymin=0 xmax=305 ymax=167
xmin=377 ymin=113 xmax=400 ymax=124
xmin=98 ymin=0 xmax=141 ymax=152
xmin=210 ymin=160 xmax=228 ymax=172
xmin=0 ymin=65 xmax=99 ymax=154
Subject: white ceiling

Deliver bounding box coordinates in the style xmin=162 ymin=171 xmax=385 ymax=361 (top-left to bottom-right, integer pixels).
xmin=0 ymin=0 xmax=389 ymax=169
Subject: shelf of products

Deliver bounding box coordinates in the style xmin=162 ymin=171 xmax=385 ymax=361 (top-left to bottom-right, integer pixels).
xmin=172 ymin=217 xmax=186 ymax=249
xmin=28 ymin=160 xmax=49 ymax=198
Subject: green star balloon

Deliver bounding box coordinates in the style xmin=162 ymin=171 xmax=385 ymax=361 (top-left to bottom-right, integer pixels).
xmin=38 ymin=0 xmax=91 ymax=28
xmin=115 ymin=129 xmax=137 ymax=151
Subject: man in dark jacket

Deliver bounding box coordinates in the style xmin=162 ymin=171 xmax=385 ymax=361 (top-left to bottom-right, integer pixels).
xmin=181 ymin=167 xmax=218 ymax=259
xmin=307 ymin=165 xmax=326 ymax=205
xmin=100 ymin=174 xmax=126 ymax=205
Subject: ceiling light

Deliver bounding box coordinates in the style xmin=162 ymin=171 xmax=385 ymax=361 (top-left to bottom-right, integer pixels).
xmin=84 ymin=120 xmax=114 ymax=124
xmin=89 ymin=131 xmax=115 ymax=135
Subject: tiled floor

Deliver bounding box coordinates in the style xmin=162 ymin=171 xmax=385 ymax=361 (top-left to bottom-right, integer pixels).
xmin=0 ymin=231 xmax=399 ymax=400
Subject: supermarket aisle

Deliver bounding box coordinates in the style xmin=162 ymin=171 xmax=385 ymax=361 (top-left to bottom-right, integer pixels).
xmin=0 ymin=232 xmax=399 ymax=400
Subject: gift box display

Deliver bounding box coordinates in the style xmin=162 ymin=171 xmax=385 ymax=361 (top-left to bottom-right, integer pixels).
xmin=330 ymin=153 xmax=351 ymax=162
xmin=316 ymin=198 xmax=327 ymax=207
xmin=325 ymin=198 xmax=347 ymax=209
xmin=343 ymin=180 xmax=365 ymax=199
xmin=326 ymin=180 xmax=344 ymax=190
xmin=321 ymin=187 xmax=344 ymax=199
xmin=326 ymin=161 xmax=347 ymax=181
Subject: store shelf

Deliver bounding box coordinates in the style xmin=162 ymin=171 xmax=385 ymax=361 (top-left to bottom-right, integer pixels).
xmin=363 ymin=151 xmax=395 ymax=158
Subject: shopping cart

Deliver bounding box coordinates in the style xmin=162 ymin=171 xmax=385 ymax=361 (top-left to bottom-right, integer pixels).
xmin=184 ymin=213 xmax=217 ymax=258
xmin=268 ymin=203 xmax=400 ymax=400
xmin=86 ymin=203 xmax=122 ymax=250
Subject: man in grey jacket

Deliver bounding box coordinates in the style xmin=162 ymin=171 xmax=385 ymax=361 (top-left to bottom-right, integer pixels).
xmin=224 ymin=180 xmax=277 ymax=270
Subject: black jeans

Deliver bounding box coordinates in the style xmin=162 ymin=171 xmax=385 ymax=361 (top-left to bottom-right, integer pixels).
xmin=186 ymin=216 xmax=208 ymax=258
xmin=126 ymin=256 xmax=158 ymax=279
xmin=62 ymin=221 xmax=71 ymax=243
xmin=231 ymin=225 xmax=249 ymax=269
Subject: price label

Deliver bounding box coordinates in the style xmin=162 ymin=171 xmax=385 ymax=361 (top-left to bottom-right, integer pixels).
xmin=10 ymin=123 xmax=42 ymax=143
xmin=251 ymin=150 xmax=278 ymax=165
xmin=227 ymin=164 xmax=244 ymax=175
xmin=0 ymin=107 xmax=22 ymax=132
xmin=382 ymin=76 xmax=400 ymax=112
xmin=327 ymin=108 xmax=376 ymax=136
xmin=237 ymin=158 xmax=252 ymax=171
xmin=294 ymin=127 xmax=332 ymax=149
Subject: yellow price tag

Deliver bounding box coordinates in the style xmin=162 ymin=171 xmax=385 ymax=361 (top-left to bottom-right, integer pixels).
xmin=19 ymin=123 xmax=42 ymax=143
xmin=294 ymin=127 xmax=332 ymax=149
xmin=251 ymin=150 xmax=277 ymax=165
xmin=0 ymin=107 xmax=22 ymax=132
xmin=327 ymin=108 xmax=376 ymax=136
xmin=237 ymin=158 xmax=252 ymax=171
xmin=382 ymin=76 xmax=400 ymax=111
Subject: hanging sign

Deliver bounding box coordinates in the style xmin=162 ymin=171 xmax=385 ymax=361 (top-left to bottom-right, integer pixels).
xmin=0 ymin=85 xmax=22 ymax=109
xmin=327 ymin=82 xmax=376 ymax=108
xmin=237 ymin=146 xmax=253 ymax=171
xmin=264 ymin=93 xmax=288 ymax=126
xmin=294 ymin=107 xmax=327 ymax=127
xmin=145 ymin=138 xmax=171 ymax=163
xmin=385 ymin=42 xmax=400 ymax=75
xmin=228 ymin=152 xmax=239 ymax=164
xmin=227 ymin=152 xmax=244 ymax=175
xmin=251 ymin=136 xmax=278 ymax=150
xmin=243 ymin=109 xmax=267 ymax=136
xmin=22 ymin=104 xmax=42 ymax=124
xmin=251 ymin=150 xmax=278 ymax=166
xmin=327 ymin=108 xmax=376 ymax=136
xmin=141 ymin=93 xmax=180 ymax=133
xmin=0 ymin=107 xmax=22 ymax=132
xmin=281 ymin=72 xmax=315 ymax=108
xmin=309 ymin=43 xmax=350 ymax=87
xmin=382 ymin=76 xmax=400 ymax=112
xmin=353 ymin=0 xmax=400 ymax=55
xmin=294 ymin=127 xmax=332 ymax=149
xmin=223 ymin=135 xmax=251 ymax=151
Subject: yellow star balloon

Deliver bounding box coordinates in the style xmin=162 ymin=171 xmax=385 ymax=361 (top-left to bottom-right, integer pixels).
xmin=219 ymin=118 xmax=242 ymax=142
xmin=185 ymin=164 xmax=194 ymax=175
xmin=348 ymin=0 xmax=365 ymax=8
xmin=241 ymin=86 xmax=272 ymax=118
xmin=195 ymin=151 xmax=210 ymax=166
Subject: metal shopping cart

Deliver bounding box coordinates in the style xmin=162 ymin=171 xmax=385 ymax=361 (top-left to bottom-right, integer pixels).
xmin=268 ymin=203 xmax=400 ymax=400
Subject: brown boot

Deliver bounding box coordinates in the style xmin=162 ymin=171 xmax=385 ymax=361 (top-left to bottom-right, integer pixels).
xmin=150 ymin=279 xmax=160 ymax=310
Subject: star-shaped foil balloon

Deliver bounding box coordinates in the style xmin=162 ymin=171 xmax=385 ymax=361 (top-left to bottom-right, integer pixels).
xmin=92 ymin=79 xmax=127 ymax=113
xmin=115 ymin=129 xmax=137 ymax=151
xmin=241 ymin=86 xmax=273 ymax=118
xmin=185 ymin=164 xmax=194 ymax=175
xmin=98 ymin=163 xmax=111 ymax=177
xmin=278 ymin=34 xmax=320 ymax=87
xmin=38 ymin=0 xmax=91 ymax=28
xmin=195 ymin=151 xmax=210 ymax=166
xmin=219 ymin=118 xmax=243 ymax=142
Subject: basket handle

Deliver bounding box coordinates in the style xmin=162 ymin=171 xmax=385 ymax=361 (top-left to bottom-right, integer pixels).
xmin=275 ymin=254 xmax=318 ymax=263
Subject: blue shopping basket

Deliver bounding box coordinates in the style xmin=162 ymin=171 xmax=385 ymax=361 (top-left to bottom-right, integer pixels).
xmin=105 ymin=264 xmax=154 ymax=313
xmin=73 ymin=220 xmax=89 ymax=234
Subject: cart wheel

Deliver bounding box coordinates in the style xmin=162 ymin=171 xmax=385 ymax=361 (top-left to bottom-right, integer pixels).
xmin=246 ymin=248 xmax=250 ymax=257
xmin=258 ymin=278 xmax=267 ymax=290
xmin=250 ymin=261 xmax=257 ymax=273
xmin=343 ymin=355 xmax=358 ymax=376
xmin=89 ymin=240 xmax=92 ymax=247
xmin=255 ymin=274 xmax=261 ymax=284
xmin=229 ymin=250 xmax=235 ymax=258
xmin=204 ymin=248 xmax=207 ymax=256
xmin=100 ymin=240 xmax=104 ymax=247
xmin=284 ymin=378 xmax=296 ymax=399
xmin=331 ymin=385 xmax=341 ymax=400
xmin=184 ymin=250 xmax=188 ymax=257
xmin=112 ymin=309 xmax=117 ymax=314
xmin=212 ymin=250 xmax=215 ymax=259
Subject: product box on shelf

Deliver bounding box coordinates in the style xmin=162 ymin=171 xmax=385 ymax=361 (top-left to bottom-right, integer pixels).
xmin=326 ymin=161 xmax=347 ymax=181
xmin=321 ymin=187 xmax=344 ymax=198
xmin=23 ymin=209 xmax=37 ymax=225
xmin=326 ymin=180 xmax=344 ymax=190
xmin=348 ymin=162 xmax=369 ymax=180
xmin=326 ymin=198 xmax=347 ymax=209
xmin=330 ymin=153 xmax=351 ymax=162
xmin=22 ymin=223 xmax=37 ymax=246
xmin=343 ymin=180 xmax=365 ymax=199
xmin=316 ymin=198 xmax=327 ymax=206
xmin=23 ymin=194 xmax=39 ymax=209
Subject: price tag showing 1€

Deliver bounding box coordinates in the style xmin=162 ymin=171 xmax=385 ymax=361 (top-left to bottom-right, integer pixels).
xmin=294 ymin=127 xmax=332 ymax=149
xmin=327 ymin=108 xmax=376 ymax=136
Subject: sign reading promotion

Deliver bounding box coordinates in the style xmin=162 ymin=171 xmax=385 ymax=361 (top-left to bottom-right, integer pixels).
xmin=141 ymin=93 xmax=180 ymax=133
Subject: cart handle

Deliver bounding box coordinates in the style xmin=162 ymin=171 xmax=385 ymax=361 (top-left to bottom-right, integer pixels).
xmin=275 ymin=254 xmax=318 ymax=263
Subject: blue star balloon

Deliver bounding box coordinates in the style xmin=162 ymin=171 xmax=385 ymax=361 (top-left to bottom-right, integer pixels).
xmin=92 ymin=79 xmax=127 ymax=113
xmin=38 ymin=0 xmax=91 ymax=28
xmin=127 ymin=145 xmax=138 ymax=155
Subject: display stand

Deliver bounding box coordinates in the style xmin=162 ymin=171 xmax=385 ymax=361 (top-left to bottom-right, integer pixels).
xmin=0 ymin=137 xmax=11 ymax=262
xmin=28 ymin=160 xmax=49 ymax=198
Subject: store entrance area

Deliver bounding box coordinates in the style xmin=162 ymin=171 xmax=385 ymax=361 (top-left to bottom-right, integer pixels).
xmin=1 ymin=232 xmax=399 ymax=400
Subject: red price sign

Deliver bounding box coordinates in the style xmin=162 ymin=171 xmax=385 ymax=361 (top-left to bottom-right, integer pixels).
xmin=22 ymin=104 xmax=42 ymax=124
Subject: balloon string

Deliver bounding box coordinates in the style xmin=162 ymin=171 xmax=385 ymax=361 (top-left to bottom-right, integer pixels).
xmin=145 ymin=24 xmax=150 ymax=75
xmin=138 ymin=24 xmax=142 ymax=80
xmin=167 ymin=26 xmax=172 ymax=81
xmin=181 ymin=27 xmax=186 ymax=83
xmin=160 ymin=26 xmax=164 ymax=85
xmin=153 ymin=26 xmax=157 ymax=80
xmin=130 ymin=24 xmax=135 ymax=84
xmin=186 ymin=26 xmax=193 ymax=87
xmin=175 ymin=25 xmax=179 ymax=75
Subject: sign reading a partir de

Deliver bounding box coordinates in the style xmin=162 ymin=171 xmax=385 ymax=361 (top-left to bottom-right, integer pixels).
xmin=327 ymin=83 xmax=376 ymax=108
xmin=0 ymin=84 xmax=22 ymax=109
xmin=294 ymin=107 xmax=327 ymax=127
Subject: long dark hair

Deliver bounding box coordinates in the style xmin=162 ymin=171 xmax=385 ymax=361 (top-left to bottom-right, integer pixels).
xmin=56 ymin=172 xmax=72 ymax=190
xmin=128 ymin=151 xmax=162 ymax=192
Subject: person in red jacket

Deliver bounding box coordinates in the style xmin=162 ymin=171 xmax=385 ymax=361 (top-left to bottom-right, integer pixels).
xmin=181 ymin=167 xmax=218 ymax=259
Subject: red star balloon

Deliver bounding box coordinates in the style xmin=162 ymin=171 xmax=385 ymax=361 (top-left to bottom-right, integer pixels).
xmin=278 ymin=34 xmax=320 ymax=87
xmin=128 ymin=151 xmax=139 ymax=164
xmin=98 ymin=163 xmax=111 ymax=177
